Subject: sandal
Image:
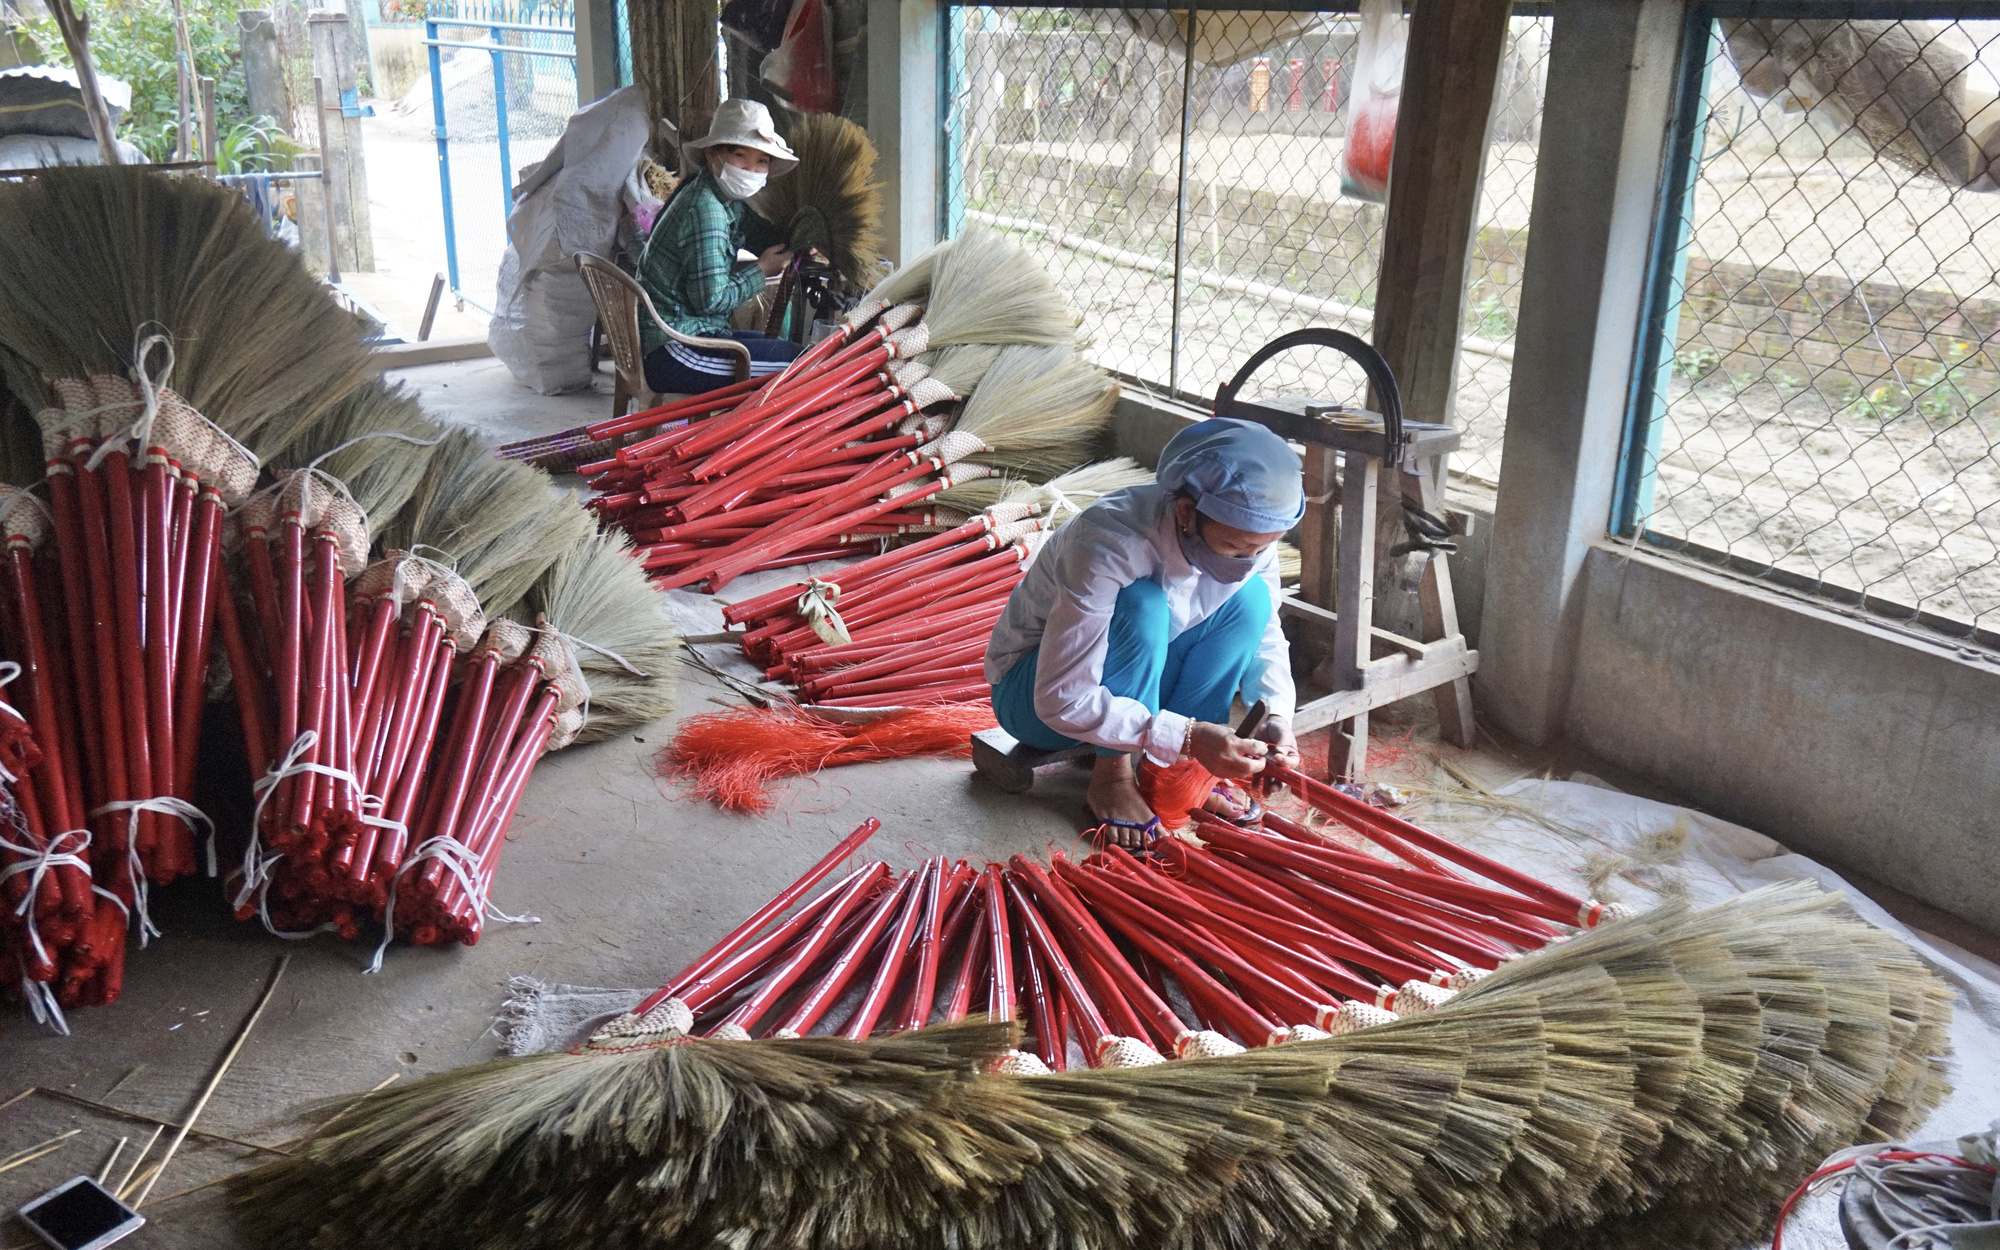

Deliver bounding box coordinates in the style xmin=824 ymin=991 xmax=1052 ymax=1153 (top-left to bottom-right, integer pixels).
xmin=1204 ymin=781 xmax=1263 ymax=827
xmin=1085 ymin=813 xmax=1162 ymax=849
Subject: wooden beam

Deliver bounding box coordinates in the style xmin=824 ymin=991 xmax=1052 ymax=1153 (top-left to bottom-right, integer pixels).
xmin=1368 ymin=0 xmax=1513 ymax=637
xmin=1292 ymin=648 xmax=1481 ymax=735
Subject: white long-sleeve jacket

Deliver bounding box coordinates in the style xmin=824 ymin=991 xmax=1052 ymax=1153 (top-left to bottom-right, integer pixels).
xmin=983 ymin=484 xmax=1295 ymax=766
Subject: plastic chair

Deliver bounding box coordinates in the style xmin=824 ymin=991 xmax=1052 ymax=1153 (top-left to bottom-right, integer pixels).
xmin=574 ymin=251 xmax=753 ymax=420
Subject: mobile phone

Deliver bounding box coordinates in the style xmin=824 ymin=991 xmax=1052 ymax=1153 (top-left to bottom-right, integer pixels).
xmin=14 ymin=1175 xmax=145 ymax=1250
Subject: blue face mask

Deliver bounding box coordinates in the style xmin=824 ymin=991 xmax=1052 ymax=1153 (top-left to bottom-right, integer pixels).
xmin=1179 ymin=525 xmax=1259 ymax=583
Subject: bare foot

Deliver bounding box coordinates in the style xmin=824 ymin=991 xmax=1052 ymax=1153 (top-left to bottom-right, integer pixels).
xmin=1202 ymin=781 xmax=1258 ymax=823
xmin=1085 ymin=753 xmax=1157 ymax=848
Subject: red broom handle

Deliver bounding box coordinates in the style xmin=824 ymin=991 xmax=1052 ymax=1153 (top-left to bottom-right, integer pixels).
xmin=1194 ymin=817 xmax=1544 ymax=950
xmin=171 ymin=493 xmax=223 ymax=797
xmin=893 ymin=855 xmax=950 ymax=1031
xmin=799 ymin=634 xmax=989 ymax=691
xmin=942 ymin=911 xmax=990 ymax=1022
xmin=1001 ymin=870 xmax=1115 ymax=1052
xmin=739 ymin=543 xmax=988 ymax=650
xmin=789 ymin=613 xmax=999 ymax=676
xmin=774 ymin=602 xmax=1003 ymax=667
xmin=632 ymin=817 xmax=883 ymax=1015
xmin=667 ymin=354 xmax=883 ymax=465
xmin=1018 ymin=857 xmax=1184 ymax=1051
xmin=1163 ymin=840 xmax=1445 ymax=973
xmin=691 ymin=376 xmax=896 ymax=484
xmin=1207 ymin=811 xmax=1572 ymax=936
xmin=677 ymin=474 xmax=952 ymax=592
xmin=1124 ymin=847 xmax=1429 ymax=987
xmin=814 ymin=682 xmax=989 ymax=709
xmin=1058 ymin=862 xmax=1286 ymax=1042
xmin=981 ymin=869 xmax=1015 ymax=1022
xmin=677 ymin=861 xmax=889 ymax=1013
xmin=1203 ymin=842 xmax=1507 ymax=970
xmin=585 ymin=376 xmax=761 ymax=442
xmin=816 ymin=662 xmax=987 ymax=701
xmin=840 ymin=862 xmax=929 ymax=1039
xmin=1015 ymin=915 xmax=1062 ymax=1067
xmin=760 ymin=560 xmax=1017 ymax=658
xmin=769 ymin=870 xmax=911 ymax=1037
xmin=1263 ymin=807 xmax=1461 ymax=882
xmin=1273 ymin=764 xmax=1593 ymax=921
xmin=589 ymin=379 xmax=772 ymax=468
xmin=41 ymin=471 xmax=113 ymax=816
xmin=716 ymin=866 xmax=886 ymax=1034
xmin=5 ymin=547 xmax=74 ymax=834
xmin=724 ymin=518 xmax=994 ymax=624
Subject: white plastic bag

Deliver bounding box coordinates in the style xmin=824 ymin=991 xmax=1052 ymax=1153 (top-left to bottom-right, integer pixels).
xmin=1340 ymin=0 xmax=1406 ymax=204
xmin=487 ymin=85 xmax=651 ymax=394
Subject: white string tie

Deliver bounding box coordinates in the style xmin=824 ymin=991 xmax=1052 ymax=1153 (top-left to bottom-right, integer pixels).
xmin=235 ymin=731 xmax=359 ymax=933
xmin=16 ymin=957 xmax=68 ymax=1036
xmin=0 ymin=827 xmax=91 ymax=968
xmin=82 ymin=332 xmax=173 ymax=473
xmin=796 ymin=578 xmax=850 ymax=646
xmin=90 ymin=796 xmax=212 ymax=944
xmin=305 ymin=429 xmax=444 ymax=468
xmin=367 ymin=836 xmax=538 ymax=975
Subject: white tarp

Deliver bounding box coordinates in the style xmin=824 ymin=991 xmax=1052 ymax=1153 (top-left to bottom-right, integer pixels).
xmin=487 ymin=84 xmax=651 ymax=395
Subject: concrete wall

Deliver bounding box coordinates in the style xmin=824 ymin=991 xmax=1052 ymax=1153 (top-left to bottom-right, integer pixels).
xmin=1567 ymin=546 xmax=2000 ymax=930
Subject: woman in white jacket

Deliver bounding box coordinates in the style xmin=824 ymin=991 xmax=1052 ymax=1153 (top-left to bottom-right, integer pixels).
xmin=984 ymin=418 xmax=1303 ymax=846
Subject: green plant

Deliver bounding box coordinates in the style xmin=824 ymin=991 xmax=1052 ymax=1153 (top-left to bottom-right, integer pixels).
xmin=1464 ymin=283 xmax=1514 ymax=340
xmin=1911 ymin=338 xmax=1983 ymax=420
xmin=1770 ymin=367 xmax=1808 ymax=400
xmin=1848 ymin=381 xmax=1912 ymax=422
xmin=214 ymin=115 xmax=303 ymax=173
xmin=1672 ymin=344 xmax=1721 ymax=382
xmin=17 ymin=0 xmax=252 ymax=158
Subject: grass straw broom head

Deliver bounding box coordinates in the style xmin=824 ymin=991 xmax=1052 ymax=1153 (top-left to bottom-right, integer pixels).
xmin=918 ymin=343 xmax=1002 ymax=398
xmin=226 ymin=886 xmax=1952 ymax=1250
xmin=930 ymin=455 xmax=1152 ymax=517
xmin=0 ymin=373 xmax=42 ymax=487
xmin=751 ymin=114 xmax=883 ymax=290
xmin=521 ymin=528 xmax=680 ymax=742
xmin=376 ymin=428 xmax=595 ymax=619
xmin=267 ymin=380 xmax=443 ymax=540
xmin=0 ymin=166 xmax=372 ymax=460
xmin=923 ymin=223 xmax=1078 ymax=350
xmin=950 ymin=345 xmax=1119 ymax=480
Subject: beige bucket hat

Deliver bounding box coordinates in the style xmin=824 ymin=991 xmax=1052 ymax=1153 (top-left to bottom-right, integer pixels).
xmin=684 ymin=98 xmax=798 ymax=175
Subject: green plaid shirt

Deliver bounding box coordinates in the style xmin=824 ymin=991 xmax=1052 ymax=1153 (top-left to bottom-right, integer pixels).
xmin=635 ymin=170 xmax=782 ymax=352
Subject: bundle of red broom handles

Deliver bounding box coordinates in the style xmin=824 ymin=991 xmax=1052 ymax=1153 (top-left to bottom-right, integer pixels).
xmin=497 ymin=298 xmax=923 ymax=470
xmin=587 ymin=785 xmax=1636 ymax=1068
xmin=0 ymin=354 xmax=258 ymax=1028
xmin=570 ymin=303 xmax=1038 ymax=593
xmin=721 ymin=503 xmax=1044 ymax=708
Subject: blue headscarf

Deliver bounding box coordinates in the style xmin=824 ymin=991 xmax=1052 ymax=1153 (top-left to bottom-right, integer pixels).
xmin=1156 ymin=418 xmax=1305 ymax=533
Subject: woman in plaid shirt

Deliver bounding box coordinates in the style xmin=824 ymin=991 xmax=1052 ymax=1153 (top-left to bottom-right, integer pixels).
xmin=636 ymin=99 xmax=804 ymax=395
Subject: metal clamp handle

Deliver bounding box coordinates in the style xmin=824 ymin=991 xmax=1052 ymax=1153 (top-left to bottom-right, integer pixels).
xmin=1213 ymin=328 xmax=1405 ymax=464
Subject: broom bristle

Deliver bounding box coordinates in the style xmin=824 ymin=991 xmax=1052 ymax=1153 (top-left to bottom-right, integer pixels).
xmin=918 ymin=344 xmax=1002 ymax=398
xmin=858 ymin=236 xmax=948 ymax=310
xmin=1000 ymin=457 xmax=1153 ymax=525
xmin=526 ymin=529 xmax=680 ymax=742
xmin=378 ymin=429 xmax=594 ymax=618
xmin=953 ymin=345 xmax=1119 ymax=479
xmin=0 ymin=166 xmax=372 ymax=459
xmin=269 ymin=380 xmax=442 ymax=537
xmin=752 ymin=115 xmax=883 ymax=290
xmin=925 ymin=223 xmax=1078 ymax=350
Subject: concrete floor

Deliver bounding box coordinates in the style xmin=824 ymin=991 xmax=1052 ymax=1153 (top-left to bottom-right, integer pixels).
xmin=3 ymin=357 xmax=1994 ymax=1249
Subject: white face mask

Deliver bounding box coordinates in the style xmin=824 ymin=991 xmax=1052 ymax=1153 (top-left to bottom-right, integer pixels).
xmin=713 ymin=162 xmax=767 ymax=201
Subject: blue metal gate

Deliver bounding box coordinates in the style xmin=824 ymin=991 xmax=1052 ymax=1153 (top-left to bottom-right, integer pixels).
xmin=425 ymin=0 xmax=578 ymax=312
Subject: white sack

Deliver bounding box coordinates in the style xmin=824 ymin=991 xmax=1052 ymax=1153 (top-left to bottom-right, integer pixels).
xmin=487 ymin=84 xmax=651 ymax=394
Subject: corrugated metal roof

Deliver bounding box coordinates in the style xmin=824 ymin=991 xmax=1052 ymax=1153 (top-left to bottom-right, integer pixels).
xmin=0 ymin=63 xmax=134 ymax=112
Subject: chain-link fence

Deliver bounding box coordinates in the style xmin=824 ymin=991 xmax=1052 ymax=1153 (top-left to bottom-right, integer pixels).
xmin=1626 ymin=13 xmax=2000 ymax=646
xmin=426 ymin=0 xmax=577 ymax=311
xmin=943 ymin=6 xmax=1551 ymax=490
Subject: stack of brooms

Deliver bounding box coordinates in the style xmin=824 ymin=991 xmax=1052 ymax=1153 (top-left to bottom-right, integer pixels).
xmin=0 ymin=167 xmax=682 ymax=1024
xmin=231 ymin=788 xmax=1955 ymax=1250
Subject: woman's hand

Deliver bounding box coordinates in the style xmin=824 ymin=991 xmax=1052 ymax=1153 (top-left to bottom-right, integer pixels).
xmin=757 ymin=243 xmax=794 ymax=277
xmin=1253 ymin=715 xmax=1299 ymax=768
xmin=1186 ymin=722 xmax=1271 ymax=780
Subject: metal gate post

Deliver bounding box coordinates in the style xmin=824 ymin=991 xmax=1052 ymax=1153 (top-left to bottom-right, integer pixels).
xmin=491 ymin=24 xmax=514 ymax=214
xmin=428 ymin=17 xmax=463 ymax=298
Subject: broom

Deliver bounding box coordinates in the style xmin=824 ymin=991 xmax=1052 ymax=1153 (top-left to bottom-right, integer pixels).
xmin=750 ymin=113 xmax=883 ymax=291
xmin=230 ymin=879 xmax=1950 ymax=1250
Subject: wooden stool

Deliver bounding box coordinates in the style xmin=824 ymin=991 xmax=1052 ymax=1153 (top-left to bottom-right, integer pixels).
xmin=970 ymin=727 xmax=1092 ymax=794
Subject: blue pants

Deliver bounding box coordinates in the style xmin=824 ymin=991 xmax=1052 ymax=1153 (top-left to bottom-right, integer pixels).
xmin=643 ymin=330 xmax=803 ymax=395
xmin=992 ymin=575 xmax=1272 ymax=756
